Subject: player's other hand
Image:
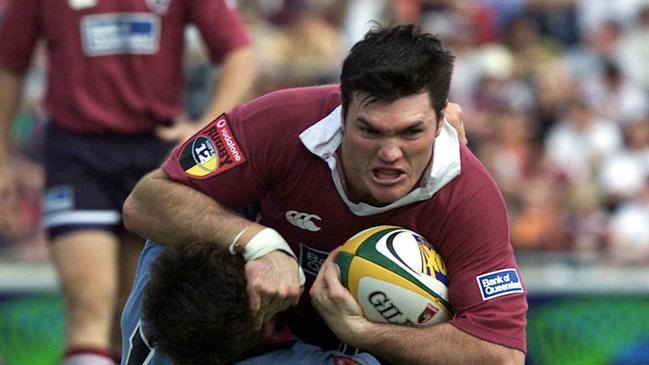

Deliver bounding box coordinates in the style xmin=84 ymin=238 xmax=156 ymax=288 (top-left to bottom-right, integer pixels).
xmin=245 ymin=250 xmax=304 ymax=330
xmin=310 ymin=247 xmax=369 ymax=346
xmin=154 ymin=115 xmax=202 ymax=143
xmin=0 ymin=166 xmax=20 ymax=237
xmin=446 ymin=102 xmax=467 ymax=145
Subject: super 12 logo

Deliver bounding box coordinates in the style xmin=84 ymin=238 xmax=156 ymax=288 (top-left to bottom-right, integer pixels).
xmin=179 ymin=116 xmax=247 ymax=178
xmin=191 ymin=136 xmax=217 ymax=172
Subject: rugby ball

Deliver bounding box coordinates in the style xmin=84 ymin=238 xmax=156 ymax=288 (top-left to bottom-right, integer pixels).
xmin=336 ymin=226 xmax=451 ymax=327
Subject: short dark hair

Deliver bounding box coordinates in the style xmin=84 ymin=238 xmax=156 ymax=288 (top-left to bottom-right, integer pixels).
xmin=340 ymin=23 xmax=455 ymax=119
xmin=143 ymin=244 xmax=261 ymax=365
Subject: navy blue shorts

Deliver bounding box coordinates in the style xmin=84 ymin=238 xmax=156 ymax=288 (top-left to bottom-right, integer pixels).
xmin=42 ymin=122 xmax=175 ymax=239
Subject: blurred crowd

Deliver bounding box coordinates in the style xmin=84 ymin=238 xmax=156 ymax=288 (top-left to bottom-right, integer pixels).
xmin=2 ymin=0 xmax=649 ymax=264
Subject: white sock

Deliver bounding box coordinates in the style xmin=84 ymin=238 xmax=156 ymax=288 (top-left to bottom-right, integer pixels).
xmin=63 ymin=348 xmax=117 ymax=365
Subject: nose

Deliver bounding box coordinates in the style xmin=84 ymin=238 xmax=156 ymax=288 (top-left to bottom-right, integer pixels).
xmin=376 ymin=138 xmax=403 ymax=163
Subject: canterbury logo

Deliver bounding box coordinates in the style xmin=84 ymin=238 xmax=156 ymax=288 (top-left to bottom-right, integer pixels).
xmin=285 ymin=210 xmax=322 ymax=232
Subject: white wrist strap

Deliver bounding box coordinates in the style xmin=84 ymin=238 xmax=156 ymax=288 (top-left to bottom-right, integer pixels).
xmin=229 ymin=227 xmax=305 ymax=285
xmin=228 ymin=226 xmax=251 ymax=255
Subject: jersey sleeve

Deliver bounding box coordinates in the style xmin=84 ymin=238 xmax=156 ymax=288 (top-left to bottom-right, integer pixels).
xmin=188 ymin=0 xmax=251 ymax=62
xmin=0 ymin=0 xmax=40 ymax=71
xmin=160 ymin=112 xmax=267 ymax=210
xmin=440 ymin=148 xmax=528 ymax=353
xmin=161 ymin=86 xmax=341 ymax=211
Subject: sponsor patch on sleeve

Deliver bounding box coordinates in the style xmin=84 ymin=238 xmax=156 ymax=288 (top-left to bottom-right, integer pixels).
xmin=178 ymin=115 xmax=247 ymax=178
xmin=476 ymin=268 xmax=524 ymax=301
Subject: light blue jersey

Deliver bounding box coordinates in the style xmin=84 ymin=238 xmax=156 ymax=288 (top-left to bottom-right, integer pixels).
xmin=120 ymin=241 xmax=381 ymax=365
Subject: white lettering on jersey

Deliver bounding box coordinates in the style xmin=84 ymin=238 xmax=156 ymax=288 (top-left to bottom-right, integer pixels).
xmin=476 ymin=268 xmax=524 ymax=301
xmin=81 ymin=13 xmax=160 ymax=56
xmin=69 ymin=0 xmax=97 ymax=10
xmin=299 ymin=243 xmax=329 ymax=276
xmin=145 ymin=0 xmax=171 ymax=15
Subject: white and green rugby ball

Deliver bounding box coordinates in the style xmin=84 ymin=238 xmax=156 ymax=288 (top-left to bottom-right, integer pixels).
xmin=336 ymin=226 xmax=452 ymax=327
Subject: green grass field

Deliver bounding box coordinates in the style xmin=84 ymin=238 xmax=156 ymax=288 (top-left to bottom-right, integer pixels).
xmin=1 ymin=293 xmax=649 ymax=365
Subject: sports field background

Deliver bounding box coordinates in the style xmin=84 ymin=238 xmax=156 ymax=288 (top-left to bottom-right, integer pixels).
xmin=2 ymin=256 xmax=648 ymax=365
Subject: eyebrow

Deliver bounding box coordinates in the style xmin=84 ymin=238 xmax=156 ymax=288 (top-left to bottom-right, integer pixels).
xmin=356 ymin=117 xmax=426 ymax=135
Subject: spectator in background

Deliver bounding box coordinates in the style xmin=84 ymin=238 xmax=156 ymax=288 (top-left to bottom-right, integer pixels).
xmin=598 ymin=119 xmax=649 ymax=209
xmin=575 ymin=0 xmax=648 ymax=36
xmin=478 ymin=107 xmax=541 ymax=205
xmin=543 ymin=100 xmax=623 ymax=186
xmin=237 ymin=0 xmax=344 ymax=95
xmin=510 ymin=174 xmax=568 ymax=251
xmin=0 ymin=1 xmax=256 ymax=365
xmin=619 ymin=5 xmax=649 ymax=91
xmin=563 ymin=19 xmax=623 ymax=84
xmin=608 ymin=178 xmax=649 ymax=263
xmin=580 ymin=60 xmax=649 ymax=126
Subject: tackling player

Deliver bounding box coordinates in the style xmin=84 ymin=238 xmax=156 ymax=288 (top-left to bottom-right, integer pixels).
xmin=123 ymin=241 xmax=380 ymax=365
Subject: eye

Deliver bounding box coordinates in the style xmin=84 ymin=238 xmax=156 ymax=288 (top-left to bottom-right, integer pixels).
xmin=358 ymin=125 xmax=380 ymax=136
xmin=402 ymin=128 xmax=423 ymax=138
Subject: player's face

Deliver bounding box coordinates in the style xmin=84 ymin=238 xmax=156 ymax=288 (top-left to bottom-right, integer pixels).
xmin=341 ymin=91 xmax=445 ymax=206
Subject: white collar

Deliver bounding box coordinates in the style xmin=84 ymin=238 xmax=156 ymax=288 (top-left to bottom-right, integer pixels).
xmin=299 ymin=106 xmax=461 ymax=216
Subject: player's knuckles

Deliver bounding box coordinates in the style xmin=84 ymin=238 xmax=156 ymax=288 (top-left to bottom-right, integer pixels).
xmin=269 ymin=285 xmax=292 ymax=301
xmin=255 ymin=284 xmax=278 ymax=298
xmin=286 ymin=285 xmax=301 ymax=299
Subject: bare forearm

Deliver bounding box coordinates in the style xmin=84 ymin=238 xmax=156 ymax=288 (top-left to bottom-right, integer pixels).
xmin=122 ymin=169 xmax=258 ymax=247
xmin=199 ymin=46 xmax=256 ymax=124
xmin=356 ymin=322 xmax=524 ymax=365
xmin=0 ymin=66 xmax=25 ymax=163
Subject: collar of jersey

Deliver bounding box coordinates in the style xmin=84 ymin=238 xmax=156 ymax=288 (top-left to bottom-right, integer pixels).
xmin=299 ymin=105 xmax=461 ymax=216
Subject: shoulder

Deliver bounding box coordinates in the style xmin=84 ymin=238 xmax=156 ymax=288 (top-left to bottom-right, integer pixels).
xmin=229 ymin=85 xmax=341 ymax=139
xmin=447 ymin=144 xmax=504 ymax=201
xmin=217 ymin=86 xmax=339 ymax=177
xmin=428 ymin=145 xmax=508 ymax=234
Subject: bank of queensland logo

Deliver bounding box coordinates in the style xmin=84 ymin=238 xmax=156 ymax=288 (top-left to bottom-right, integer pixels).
xmin=178 ymin=115 xmax=247 ymax=178
xmin=476 ymin=268 xmax=524 ymax=301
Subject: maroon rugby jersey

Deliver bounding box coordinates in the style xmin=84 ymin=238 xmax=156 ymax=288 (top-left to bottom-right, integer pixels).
xmin=0 ymin=0 xmax=249 ymax=134
xmin=162 ymin=85 xmax=528 ymax=353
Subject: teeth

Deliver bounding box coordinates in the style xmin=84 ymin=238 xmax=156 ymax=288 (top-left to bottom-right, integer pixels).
xmin=375 ymin=169 xmax=400 ymax=177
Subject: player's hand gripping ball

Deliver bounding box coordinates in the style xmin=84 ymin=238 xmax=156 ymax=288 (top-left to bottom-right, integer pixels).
xmin=335 ymin=226 xmax=452 ymax=327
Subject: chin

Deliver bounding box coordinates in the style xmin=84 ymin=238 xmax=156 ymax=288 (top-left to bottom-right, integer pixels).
xmin=369 ymin=189 xmax=409 ymax=206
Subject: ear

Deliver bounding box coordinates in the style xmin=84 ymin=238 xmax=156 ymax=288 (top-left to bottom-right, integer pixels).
xmin=435 ymin=100 xmax=448 ymax=137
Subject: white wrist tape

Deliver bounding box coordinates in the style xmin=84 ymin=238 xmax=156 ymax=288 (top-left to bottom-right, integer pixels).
xmin=228 ymin=226 xmax=251 ymax=256
xmin=232 ymin=227 xmax=305 ymax=285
